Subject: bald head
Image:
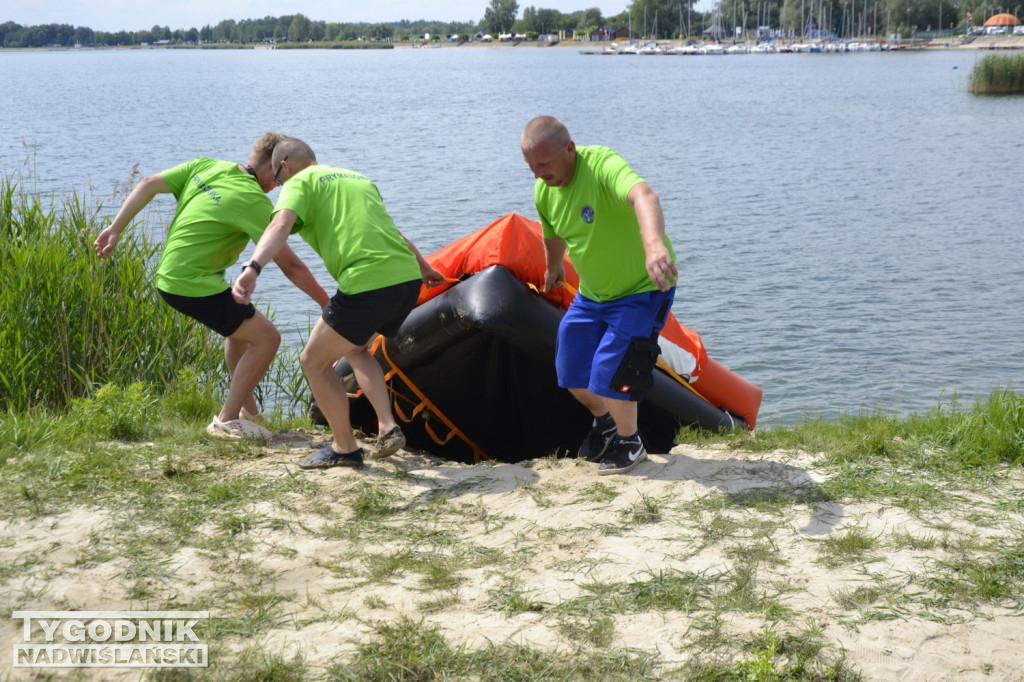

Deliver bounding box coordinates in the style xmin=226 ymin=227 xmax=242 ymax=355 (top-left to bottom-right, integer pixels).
xmin=269 ymin=137 xmax=318 ymax=186
xmin=521 ymin=116 xmax=572 ymax=154
xmin=272 ymin=137 xmax=316 ymax=167
xmin=521 ymin=116 xmax=577 ymax=188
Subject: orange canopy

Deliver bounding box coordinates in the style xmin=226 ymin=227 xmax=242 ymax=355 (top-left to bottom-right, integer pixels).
xmin=418 ymin=212 xmax=578 ymax=310
xmin=984 ymin=13 xmax=1020 ymax=26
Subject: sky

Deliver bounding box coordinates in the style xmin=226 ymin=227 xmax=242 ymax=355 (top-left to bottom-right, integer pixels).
xmin=4 ymin=0 xmax=644 ymax=33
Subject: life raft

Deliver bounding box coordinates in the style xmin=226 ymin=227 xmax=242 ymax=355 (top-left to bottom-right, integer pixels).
xmin=332 ymin=213 xmax=762 ymax=464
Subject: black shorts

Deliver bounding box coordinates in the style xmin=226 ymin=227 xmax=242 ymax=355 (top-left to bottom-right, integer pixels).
xmin=322 ymin=280 xmax=421 ymax=346
xmin=158 ymin=288 xmax=256 ymax=338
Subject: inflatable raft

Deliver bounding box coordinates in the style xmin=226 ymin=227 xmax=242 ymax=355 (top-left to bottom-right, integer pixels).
xmin=333 ymin=214 xmax=762 ymax=464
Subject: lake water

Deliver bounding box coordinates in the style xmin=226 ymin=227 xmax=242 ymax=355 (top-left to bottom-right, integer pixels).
xmin=2 ymin=46 xmax=1021 ymax=428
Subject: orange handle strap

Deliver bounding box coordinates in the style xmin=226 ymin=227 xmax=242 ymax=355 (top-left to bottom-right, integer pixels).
xmin=391 ymin=390 xmax=430 ymax=422
xmin=388 ymin=390 xmax=458 ymax=445
xmin=378 ymin=337 xmax=489 ymax=463
xmin=423 ymin=419 xmax=462 ymax=446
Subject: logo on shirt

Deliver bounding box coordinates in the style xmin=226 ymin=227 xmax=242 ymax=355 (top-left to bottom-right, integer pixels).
xmin=190 ymin=174 xmax=221 ymax=204
xmin=580 ymin=205 xmax=595 ymax=224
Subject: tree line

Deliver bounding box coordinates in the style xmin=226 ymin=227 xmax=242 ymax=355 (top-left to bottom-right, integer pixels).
xmin=0 ymin=5 xmax=633 ymax=49
xmin=1 ymin=0 xmax=1007 ymax=48
xmin=0 ymin=16 xmax=474 ymax=48
xmin=0 ymin=4 xmax=638 ymax=49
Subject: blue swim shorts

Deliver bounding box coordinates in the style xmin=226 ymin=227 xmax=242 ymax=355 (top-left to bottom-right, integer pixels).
xmin=555 ymin=287 xmax=675 ymax=401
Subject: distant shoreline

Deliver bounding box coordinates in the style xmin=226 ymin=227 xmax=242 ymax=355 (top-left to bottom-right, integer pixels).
xmin=409 ymin=34 xmax=1024 ymax=51
xmin=4 ymin=35 xmax=1022 ymax=53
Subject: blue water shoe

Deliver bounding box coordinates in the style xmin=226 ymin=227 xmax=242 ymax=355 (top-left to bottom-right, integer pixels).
xmin=297 ymin=445 xmax=364 ymax=469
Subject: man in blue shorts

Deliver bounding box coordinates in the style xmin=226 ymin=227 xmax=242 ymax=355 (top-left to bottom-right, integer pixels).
xmin=95 ymin=133 xmax=329 ymax=440
xmin=232 ymin=137 xmax=445 ymax=469
xmin=521 ymin=116 xmax=678 ymax=475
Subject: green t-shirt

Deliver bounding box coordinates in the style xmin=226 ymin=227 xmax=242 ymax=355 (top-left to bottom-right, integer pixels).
xmin=156 ymin=158 xmax=272 ymax=297
xmin=534 ymin=145 xmax=675 ymax=302
xmin=274 ymin=165 xmax=420 ymax=295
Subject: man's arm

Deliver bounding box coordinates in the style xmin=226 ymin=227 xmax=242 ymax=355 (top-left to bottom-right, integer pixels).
xmin=232 ymin=209 xmax=298 ymax=304
xmin=628 ymin=182 xmax=677 ymax=292
xmin=94 ymin=174 xmax=171 ymax=259
xmin=272 ymin=243 xmax=330 ymax=309
xmin=542 ymin=235 xmax=568 ymax=292
xmin=397 ymin=230 xmax=447 ymax=287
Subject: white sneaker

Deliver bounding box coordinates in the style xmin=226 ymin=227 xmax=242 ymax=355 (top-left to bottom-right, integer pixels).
xmin=207 ymin=416 xmax=272 ymax=441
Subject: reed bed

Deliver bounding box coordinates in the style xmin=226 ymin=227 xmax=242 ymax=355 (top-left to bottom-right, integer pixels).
xmin=968 ymin=53 xmax=1024 ymax=94
xmin=0 ymin=178 xmax=224 ymax=411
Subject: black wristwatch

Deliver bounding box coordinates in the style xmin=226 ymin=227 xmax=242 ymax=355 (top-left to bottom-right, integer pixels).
xmin=241 ymin=259 xmax=263 ymax=275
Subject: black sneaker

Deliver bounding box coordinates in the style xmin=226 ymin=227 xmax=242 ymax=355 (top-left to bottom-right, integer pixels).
xmin=598 ymin=434 xmax=646 ymax=476
xmin=297 ymin=445 xmax=364 ymax=469
xmin=578 ymin=412 xmax=617 ymax=461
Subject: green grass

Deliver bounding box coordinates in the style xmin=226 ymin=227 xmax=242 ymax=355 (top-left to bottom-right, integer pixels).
xmin=0 ymin=177 xmax=225 ymax=412
xmin=328 ymin=616 xmax=660 ymax=681
xmin=679 ymin=388 xmax=1024 ymax=488
xmin=686 ymin=627 xmax=860 ymax=682
xmin=969 ymin=53 xmax=1024 ymax=94
xmin=925 ymin=533 xmax=1024 ymax=607
xmin=815 ymin=527 xmax=882 ymax=569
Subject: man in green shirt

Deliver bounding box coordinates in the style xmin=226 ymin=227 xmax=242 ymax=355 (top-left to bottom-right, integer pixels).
xmin=521 ymin=116 xmax=678 ymax=476
xmin=95 ymin=133 xmax=329 ymax=440
xmin=232 ymin=137 xmax=445 ymax=469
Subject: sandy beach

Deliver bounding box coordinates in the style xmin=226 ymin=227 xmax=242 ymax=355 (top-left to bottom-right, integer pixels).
xmin=3 ymin=429 xmax=1023 ymax=679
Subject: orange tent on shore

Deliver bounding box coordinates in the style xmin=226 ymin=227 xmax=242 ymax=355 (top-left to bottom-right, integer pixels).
xmin=984 ymin=13 xmax=1020 ymax=26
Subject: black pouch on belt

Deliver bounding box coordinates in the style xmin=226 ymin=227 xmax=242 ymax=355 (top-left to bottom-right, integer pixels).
xmin=609 ymin=335 xmax=662 ymax=401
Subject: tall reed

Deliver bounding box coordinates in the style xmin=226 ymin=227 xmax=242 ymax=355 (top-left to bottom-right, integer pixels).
xmin=0 ymin=178 xmax=223 ymax=411
xmin=968 ymin=53 xmax=1024 ymax=94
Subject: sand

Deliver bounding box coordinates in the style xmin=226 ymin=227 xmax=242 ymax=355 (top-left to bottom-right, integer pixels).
xmin=2 ymin=435 xmax=1023 ymax=679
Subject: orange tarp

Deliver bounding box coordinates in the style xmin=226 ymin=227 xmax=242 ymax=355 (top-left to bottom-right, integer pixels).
xmin=418 ymin=212 xmax=578 ymax=310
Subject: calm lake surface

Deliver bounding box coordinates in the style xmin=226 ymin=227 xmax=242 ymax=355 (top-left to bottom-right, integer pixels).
xmin=2 ymin=46 xmax=1021 ymax=427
